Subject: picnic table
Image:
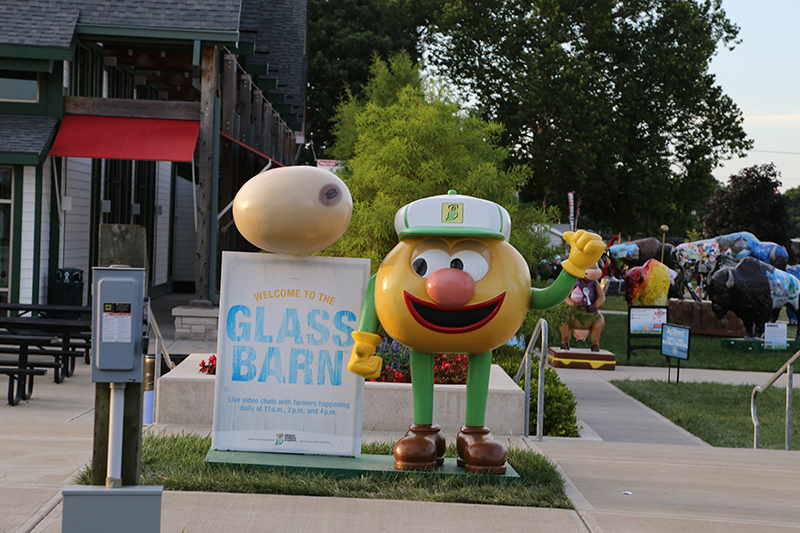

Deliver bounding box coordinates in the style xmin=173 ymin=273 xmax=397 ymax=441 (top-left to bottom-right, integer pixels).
xmin=0 ymin=303 xmax=91 ymax=404
xmin=0 ymin=333 xmax=58 ymax=405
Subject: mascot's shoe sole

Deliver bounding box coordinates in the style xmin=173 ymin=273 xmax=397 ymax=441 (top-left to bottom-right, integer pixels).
xmin=456 ymin=425 xmax=507 ymax=475
xmin=394 ymin=423 xmax=446 ymax=470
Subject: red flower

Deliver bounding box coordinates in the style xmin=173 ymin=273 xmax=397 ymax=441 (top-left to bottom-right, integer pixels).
xmin=199 ymin=354 xmax=217 ymax=375
xmin=370 ymin=353 xmax=470 ymax=384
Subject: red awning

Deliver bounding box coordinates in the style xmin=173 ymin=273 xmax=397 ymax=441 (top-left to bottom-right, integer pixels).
xmin=50 ymin=115 xmax=200 ymax=162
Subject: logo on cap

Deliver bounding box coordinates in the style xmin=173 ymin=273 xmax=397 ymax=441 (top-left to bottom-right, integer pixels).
xmin=442 ymin=203 xmax=463 ymax=223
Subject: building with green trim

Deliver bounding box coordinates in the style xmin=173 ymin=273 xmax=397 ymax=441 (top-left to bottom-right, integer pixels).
xmin=0 ymin=0 xmax=307 ymax=304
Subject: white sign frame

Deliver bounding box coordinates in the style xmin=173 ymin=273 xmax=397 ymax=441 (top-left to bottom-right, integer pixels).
xmin=629 ymin=306 xmax=668 ymax=336
xmin=764 ymin=323 xmax=788 ymax=350
xmin=211 ymin=252 xmax=370 ymax=456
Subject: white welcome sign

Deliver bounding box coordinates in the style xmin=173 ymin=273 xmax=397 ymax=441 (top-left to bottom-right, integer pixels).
xmin=211 ymin=252 xmax=370 ymax=456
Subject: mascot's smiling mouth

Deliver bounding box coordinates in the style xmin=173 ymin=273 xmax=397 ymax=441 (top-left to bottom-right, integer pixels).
xmin=404 ymin=292 xmax=505 ymax=333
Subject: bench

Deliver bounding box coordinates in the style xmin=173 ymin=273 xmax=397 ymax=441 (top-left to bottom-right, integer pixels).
xmin=0 ymin=303 xmax=91 ymax=382
xmin=0 ymin=334 xmax=55 ymax=405
xmin=0 ymin=345 xmax=86 ymax=383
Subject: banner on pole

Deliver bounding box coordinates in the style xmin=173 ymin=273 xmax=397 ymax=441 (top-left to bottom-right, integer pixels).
xmin=568 ymin=192 xmax=575 ymax=231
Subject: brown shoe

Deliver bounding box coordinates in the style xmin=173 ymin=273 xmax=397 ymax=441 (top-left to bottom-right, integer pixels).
xmin=394 ymin=423 xmax=446 ymax=470
xmin=456 ymin=425 xmax=507 ymax=474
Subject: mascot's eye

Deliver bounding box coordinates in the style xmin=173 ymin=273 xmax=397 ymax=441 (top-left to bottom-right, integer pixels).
xmin=451 ymin=251 xmax=489 ymax=281
xmin=411 ymin=249 xmax=452 ymax=278
xmin=412 ymin=258 xmax=427 ymax=276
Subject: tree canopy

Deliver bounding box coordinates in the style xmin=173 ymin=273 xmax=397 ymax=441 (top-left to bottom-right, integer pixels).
xmin=321 ymin=53 xmax=559 ymax=272
xmin=784 ymin=186 xmax=800 ymax=248
xmin=704 ymin=163 xmax=789 ymax=248
xmin=425 ymin=0 xmax=752 ymax=236
xmin=306 ymin=0 xmax=426 ymax=155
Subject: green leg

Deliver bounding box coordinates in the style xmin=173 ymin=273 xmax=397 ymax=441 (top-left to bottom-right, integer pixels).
xmin=465 ymin=352 xmax=492 ymax=427
xmin=409 ymin=350 xmax=434 ymax=425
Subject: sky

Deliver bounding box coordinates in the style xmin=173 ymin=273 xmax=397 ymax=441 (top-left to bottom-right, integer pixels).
xmin=710 ymin=0 xmax=800 ymax=192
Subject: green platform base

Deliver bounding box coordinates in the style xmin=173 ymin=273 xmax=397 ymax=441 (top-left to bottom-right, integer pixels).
xmin=205 ymin=449 xmax=519 ymax=483
xmin=721 ymin=338 xmax=800 ymax=352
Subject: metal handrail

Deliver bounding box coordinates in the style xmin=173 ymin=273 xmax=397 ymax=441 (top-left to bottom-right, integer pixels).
xmin=514 ymin=318 xmax=549 ymax=440
xmin=146 ymin=301 xmax=175 ymax=371
xmin=145 ymin=300 xmax=175 ymax=423
xmin=751 ymin=349 xmax=800 ymax=449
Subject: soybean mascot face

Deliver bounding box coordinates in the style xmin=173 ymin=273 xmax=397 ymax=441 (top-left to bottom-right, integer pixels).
xmin=375 ymin=236 xmax=530 ymax=354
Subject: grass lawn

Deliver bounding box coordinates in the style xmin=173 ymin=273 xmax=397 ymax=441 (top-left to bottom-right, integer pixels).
xmin=612 ymin=379 xmax=799 ymax=450
xmin=564 ymin=296 xmax=800 ymax=450
xmin=566 ymin=296 xmax=800 ymax=373
xmin=77 ymin=434 xmax=573 ymax=508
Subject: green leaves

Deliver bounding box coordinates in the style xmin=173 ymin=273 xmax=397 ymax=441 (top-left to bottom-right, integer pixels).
xmin=704 ymin=163 xmax=790 ymax=248
xmin=307 ymin=0 xmax=426 ymax=153
xmin=428 ymin=0 xmax=752 ymax=236
xmin=323 ymin=53 xmax=555 ymax=272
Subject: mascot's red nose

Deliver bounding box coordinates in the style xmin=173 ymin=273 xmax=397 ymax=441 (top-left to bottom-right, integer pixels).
xmin=426 ymin=268 xmax=475 ymax=308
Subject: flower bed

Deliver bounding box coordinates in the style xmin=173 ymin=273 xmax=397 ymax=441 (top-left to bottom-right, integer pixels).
xmin=370 ymin=339 xmax=469 ymax=384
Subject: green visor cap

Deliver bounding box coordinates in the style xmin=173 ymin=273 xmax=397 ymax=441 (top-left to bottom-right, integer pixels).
xmin=394 ymin=190 xmax=511 ymax=241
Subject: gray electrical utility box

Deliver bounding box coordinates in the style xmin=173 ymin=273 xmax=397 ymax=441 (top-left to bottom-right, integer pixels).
xmin=91 ymin=267 xmax=146 ymax=383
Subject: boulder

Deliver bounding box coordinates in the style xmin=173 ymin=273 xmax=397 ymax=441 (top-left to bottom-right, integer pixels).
xmin=668 ymin=298 xmax=746 ymax=337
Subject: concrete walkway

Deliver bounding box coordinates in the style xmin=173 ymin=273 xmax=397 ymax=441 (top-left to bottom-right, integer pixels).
xmin=2 ymin=293 xmax=800 ymax=532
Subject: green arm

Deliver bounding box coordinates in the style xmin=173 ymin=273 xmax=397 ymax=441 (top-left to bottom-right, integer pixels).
xmin=530 ymin=269 xmax=577 ymax=310
xmin=357 ymin=274 xmax=379 ymax=333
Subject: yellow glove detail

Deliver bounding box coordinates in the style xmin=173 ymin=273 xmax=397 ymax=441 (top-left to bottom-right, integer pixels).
xmin=561 ymin=230 xmax=606 ymax=278
xmin=347 ymin=331 xmax=383 ymax=379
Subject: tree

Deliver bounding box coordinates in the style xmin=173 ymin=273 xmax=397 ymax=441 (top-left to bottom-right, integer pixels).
xmin=425 ymin=0 xmax=752 ymax=236
xmin=321 ymin=53 xmax=558 ymax=271
xmin=306 ymin=0 xmax=426 ymax=155
xmin=783 ymin=186 xmax=800 ymax=241
xmin=704 ymin=164 xmax=790 ymax=248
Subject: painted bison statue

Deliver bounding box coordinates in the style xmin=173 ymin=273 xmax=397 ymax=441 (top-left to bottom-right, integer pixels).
xmin=673 ymin=231 xmax=788 ymax=275
xmin=607 ymin=237 xmax=676 ymax=269
xmin=624 ymin=259 xmax=682 ymax=306
xmin=706 ymin=257 xmax=800 ymax=339
xmin=673 ymin=231 xmax=789 ymax=302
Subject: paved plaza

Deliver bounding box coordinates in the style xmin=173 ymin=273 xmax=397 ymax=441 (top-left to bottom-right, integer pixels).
xmin=2 ymin=294 xmax=800 ymax=532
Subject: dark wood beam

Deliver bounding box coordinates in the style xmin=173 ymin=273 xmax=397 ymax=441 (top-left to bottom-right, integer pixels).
xmin=196 ymin=45 xmax=217 ymax=301
xmin=64 ymin=96 xmax=200 ymax=120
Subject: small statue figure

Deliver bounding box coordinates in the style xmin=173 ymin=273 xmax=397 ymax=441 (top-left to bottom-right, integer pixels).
xmin=559 ymin=263 xmax=605 ymax=352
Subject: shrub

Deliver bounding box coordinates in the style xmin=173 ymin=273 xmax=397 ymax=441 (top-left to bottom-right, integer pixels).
xmin=494 ymin=344 xmax=580 ymax=438
xmin=521 ymin=359 xmax=580 ymax=438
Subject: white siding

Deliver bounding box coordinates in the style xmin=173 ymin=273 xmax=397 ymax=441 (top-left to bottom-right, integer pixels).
xmin=39 ymin=160 xmax=51 ymax=304
xmin=153 ymin=161 xmax=172 ymax=286
xmin=172 ymin=176 xmax=196 ymax=282
xmin=19 ymin=166 xmax=36 ymax=303
xmin=61 ymin=157 xmax=93 ymax=303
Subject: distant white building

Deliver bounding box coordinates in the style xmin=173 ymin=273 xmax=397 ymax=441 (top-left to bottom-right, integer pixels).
xmin=533 ymin=223 xmax=571 ymax=248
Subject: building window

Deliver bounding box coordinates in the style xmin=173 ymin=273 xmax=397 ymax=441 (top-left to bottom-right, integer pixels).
xmin=0 ymin=71 xmax=38 ymax=103
xmin=0 ymin=168 xmax=12 ymax=301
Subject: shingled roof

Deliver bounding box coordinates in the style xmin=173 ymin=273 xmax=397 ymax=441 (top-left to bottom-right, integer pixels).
xmin=239 ymin=0 xmax=307 ymax=128
xmin=0 ymin=4 xmax=79 ymax=50
xmin=0 ymin=115 xmax=59 ymax=162
xmin=0 ymin=0 xmax=242 ymax=52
